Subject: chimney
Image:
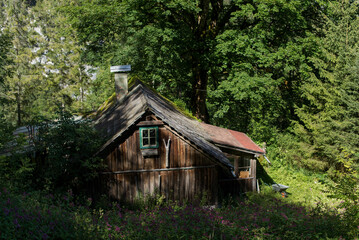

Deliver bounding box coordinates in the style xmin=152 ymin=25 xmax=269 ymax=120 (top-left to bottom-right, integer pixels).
xmin=110 ymin=65 xmax=131 ymax=102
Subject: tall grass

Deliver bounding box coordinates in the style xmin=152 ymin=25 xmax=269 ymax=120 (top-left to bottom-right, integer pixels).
xmin=0 ymin=186 xmax=353 ymax=240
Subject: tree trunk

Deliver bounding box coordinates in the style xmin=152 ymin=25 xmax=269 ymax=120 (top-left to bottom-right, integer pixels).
xmin=190 ymin=0 xmax=211 ymax=123
xmin=191 ymin=63 xmax=209 ymax=123
xmin=16 ymin=83 xmax=21 ymax=126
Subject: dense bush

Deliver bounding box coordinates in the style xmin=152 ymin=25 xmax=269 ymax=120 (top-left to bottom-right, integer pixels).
xmin=0 ymin=116 xmax=34 ymax=190
xmin=33 ymin=112 xmax=104 ymax=194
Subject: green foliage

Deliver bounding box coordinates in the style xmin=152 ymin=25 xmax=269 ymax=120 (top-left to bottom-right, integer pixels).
xmin=0 ymin=186 xmax=352 ymax=240
xmin=0 ymin=31 xmax=12 ymax=86
xmin=292 ymin=0 xmax=359 ymax=171
xmin=0 ymin=0 xmax=99 ymax=126
xmin=262 ymin=158 xmax=335 ymax=207
xmin=32 ymin=0 xmax=96 ymax=115
xmin=0 ymin=188 xmax=93 ymax=239
xmin=209 ymin=0 xmax=324 ymax=142
xmin=66 ymin=0 xmax=262 ymax=121
xmin=128 ymin=189 xmax=167 ymax=211
xmin=34 ymin=112 xmax=104 ymax=194
xmin=327 ymin=149 xmax=359 ymax=238
xmin=0 ymin=114 xmax=14 ymax=151
xmin=0 ymin=114 xmax=34 ymax=190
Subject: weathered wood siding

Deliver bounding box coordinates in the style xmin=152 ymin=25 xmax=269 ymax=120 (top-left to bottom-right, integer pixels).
xmin=101 ymin=125 xmax=219 ymax=204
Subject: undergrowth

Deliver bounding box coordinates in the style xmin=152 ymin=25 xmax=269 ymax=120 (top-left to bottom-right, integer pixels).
xmin=0 ymin=185 xmax=354 ymax=240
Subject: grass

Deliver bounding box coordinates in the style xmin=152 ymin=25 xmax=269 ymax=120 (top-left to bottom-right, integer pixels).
xmin=258 ymin=155 xmax=339 ymax=208
xmin=0 ymin=185 xmax=354 ymax=240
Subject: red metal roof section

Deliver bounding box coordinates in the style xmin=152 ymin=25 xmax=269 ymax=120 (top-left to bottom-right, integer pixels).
xmin=228 ymin=129 xmax=264 ymax=154
xmin=199 ymin=123 xmax=265 ymax=154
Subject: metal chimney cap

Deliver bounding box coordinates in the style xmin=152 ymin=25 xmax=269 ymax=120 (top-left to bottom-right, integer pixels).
xmin=110 ymin=65 xmax=131 ymax=73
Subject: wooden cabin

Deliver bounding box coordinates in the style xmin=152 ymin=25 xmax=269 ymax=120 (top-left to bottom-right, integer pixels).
xmin=93 ymin=67 xmax=265 ymax=204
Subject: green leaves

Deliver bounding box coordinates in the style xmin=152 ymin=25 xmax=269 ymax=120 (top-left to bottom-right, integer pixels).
xmin=209 ymin=0 xmax=322 ymax=142
xmin=292 ymin=0 xmax=359 ymax=171
xmin=34 ymin=112 xmax=104 ymax=194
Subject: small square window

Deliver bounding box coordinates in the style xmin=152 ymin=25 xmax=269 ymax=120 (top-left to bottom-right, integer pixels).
xmin=140 ymin=127 xmax=159 ymax=149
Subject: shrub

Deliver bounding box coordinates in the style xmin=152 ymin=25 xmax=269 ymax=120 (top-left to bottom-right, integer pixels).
xmin=33 ymin=111 xmax=104 ymax=195
xmin=0 ymin=116 xmax=34 ymax=190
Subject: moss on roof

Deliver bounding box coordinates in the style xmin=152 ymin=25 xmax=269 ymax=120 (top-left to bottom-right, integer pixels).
xmin=93 ymin=76 xmax=199 ymax=121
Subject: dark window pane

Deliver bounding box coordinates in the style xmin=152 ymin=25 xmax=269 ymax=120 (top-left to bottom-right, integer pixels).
xmin=143 ymin=130 xmax=148 ymax=137
xmin=150 ymin=138 xmax=156 ymax=145
xmin=150 ymin=129 xmax=155 ymax=137
xmin=143 ymin=138 xmax=149 ymax=145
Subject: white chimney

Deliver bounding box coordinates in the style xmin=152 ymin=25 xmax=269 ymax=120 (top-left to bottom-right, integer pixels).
xmin=110 ymin=65 xmax=131 ymax=102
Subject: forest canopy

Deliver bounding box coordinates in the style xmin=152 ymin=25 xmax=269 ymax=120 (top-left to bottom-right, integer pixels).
xmin=0 ymin=0 xmax=358 ymax=175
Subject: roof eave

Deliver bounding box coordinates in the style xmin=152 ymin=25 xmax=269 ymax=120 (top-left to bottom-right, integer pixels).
xmin=215 ymin=143 xmax=265 ymax=156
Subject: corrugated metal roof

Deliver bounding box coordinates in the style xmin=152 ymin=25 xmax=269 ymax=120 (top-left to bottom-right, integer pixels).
xmin=198 ymin=123 xmax=264 ymax=154
xmin=228 ymin=130 xmax=264 ymax=154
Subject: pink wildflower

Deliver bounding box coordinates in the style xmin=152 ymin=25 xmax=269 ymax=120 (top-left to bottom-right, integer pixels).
xmin=280 ymin=212 xmax=288 ymax=220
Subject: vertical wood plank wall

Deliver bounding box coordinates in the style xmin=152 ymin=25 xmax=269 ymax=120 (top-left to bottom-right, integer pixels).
xmin=101 ymin=126 xmax=219 ymax=204
xmin=218 ymin=159 xmax=257 ymax=195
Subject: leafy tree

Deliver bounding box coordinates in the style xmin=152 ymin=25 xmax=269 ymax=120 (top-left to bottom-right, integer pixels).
xmin=65 ymin=0 xmax=253 ymax=122
xmin=65 ymin=0 xmax=326 ymax=129
xmin=208 ymin=0 xmax=324 ymax=142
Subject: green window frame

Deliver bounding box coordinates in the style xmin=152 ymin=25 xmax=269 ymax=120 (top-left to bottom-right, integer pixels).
xmin=139 ymin=126 xmax=159 ymax=149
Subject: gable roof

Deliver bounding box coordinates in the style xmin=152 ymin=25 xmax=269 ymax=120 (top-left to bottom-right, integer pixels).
xmin=94 ymin=81 xmax=264 ymax=170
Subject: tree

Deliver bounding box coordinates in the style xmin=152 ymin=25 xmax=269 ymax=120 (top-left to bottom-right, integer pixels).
xmin=65 ymin=0 xmax=326 ymax=126
xmin=293 ymin=0 xmax=359 ymax=170
xmin=31 ymin=0 xmax=95 ymax=116
xmin=0 ymin=25 xmax=13 ymax=111
xmin=207 ymin=0 xmax=324 ymax=142
xmin=65 ymin=0 xmax=250 ymax=122
xmin=1 ymin=0 xmax=41 ymax=126
xmin=0 ymin=31 xmax=12 ymax=85
xmin=1 ymin=0 xmax=96 ymax=125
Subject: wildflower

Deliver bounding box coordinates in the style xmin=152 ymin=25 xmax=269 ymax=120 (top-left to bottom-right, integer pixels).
xmin=42 ymin=233 xmax=49 ymax=240
xmin=14 ymin=219 xmax=20 ymax=229
xmin=280 ymin=212 xmax=288 ymax=220
xmin=106 ymin=221 xmax=112 ymax=231
xmin=3 ymin=208 xmax=10 ymax=216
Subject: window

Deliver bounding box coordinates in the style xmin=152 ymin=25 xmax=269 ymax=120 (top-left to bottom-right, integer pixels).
xmin=139 ymin=127 xmax=159 ymax=149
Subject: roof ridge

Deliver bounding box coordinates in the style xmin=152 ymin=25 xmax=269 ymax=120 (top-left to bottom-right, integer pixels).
xmin=94 ymin=78 xmax=237 ymax=171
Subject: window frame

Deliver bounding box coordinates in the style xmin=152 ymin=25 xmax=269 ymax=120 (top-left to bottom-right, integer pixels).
xmin=139 ymin=126 xmax=159 ymax=149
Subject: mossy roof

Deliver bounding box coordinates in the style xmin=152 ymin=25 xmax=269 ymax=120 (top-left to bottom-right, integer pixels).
xmin=93 ymin=78 xmax=264 ymax=170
